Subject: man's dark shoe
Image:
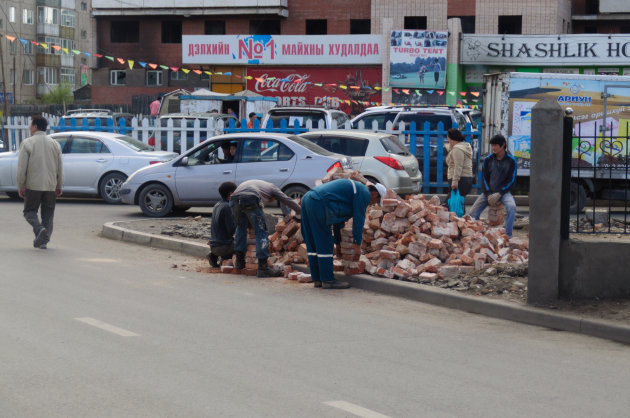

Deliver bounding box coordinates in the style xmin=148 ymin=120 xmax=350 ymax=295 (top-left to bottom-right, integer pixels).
xmin=40 ymin=243 xmax=48 ymax=250
xmin=313 ymin=280 xmax=322 ymax=288
xmin=257 ymin=258 xmax=282 ymax=278
xmin=235 ymin=251 xmax=246 ymax=270
xmin=34 ymin=227 xmax=48 ymax=248
xmin=321 ymin=280 xmax=350 ymax=289
xmin=207 ymin=253 xmax=220 ymax=268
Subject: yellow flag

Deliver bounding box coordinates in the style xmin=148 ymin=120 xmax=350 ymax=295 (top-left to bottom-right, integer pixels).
xmin=128 ymin=60 xmax=134 ymax=69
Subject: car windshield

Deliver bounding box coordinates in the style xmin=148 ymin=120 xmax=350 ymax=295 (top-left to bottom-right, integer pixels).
xmin=287 ymin=135 xmax=333 ymax=156
xmin=62 ymin=116 xmax=112 ymax=127
xmin=269 ymin=112 xmax=326 ymax=128
xmin=397 ymin=114 xmax=454 ymax=131
xmin=380 ymin=135 xmax=410 ymax=156
xmin=115 ymin=135 xmax=155 ymax=151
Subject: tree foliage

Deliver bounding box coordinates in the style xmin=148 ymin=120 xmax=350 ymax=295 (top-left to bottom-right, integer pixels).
xmin=40 ymin=83 xmax=74 ymax=105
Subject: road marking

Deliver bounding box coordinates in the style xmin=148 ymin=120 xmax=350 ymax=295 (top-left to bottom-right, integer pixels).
xmin=75 ymin=258 xmax=119 ymax=263
xmin=324 ymin=401 xmax=391 ymax=418
xmin=75 ymin=317 xmax=139 ymax=337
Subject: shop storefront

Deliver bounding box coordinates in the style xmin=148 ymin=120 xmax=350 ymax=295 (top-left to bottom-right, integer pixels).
xmin=182 ymin=34 xmax=382 ymax=115
xmin=460 ymin=34 xmax=630 ymax=101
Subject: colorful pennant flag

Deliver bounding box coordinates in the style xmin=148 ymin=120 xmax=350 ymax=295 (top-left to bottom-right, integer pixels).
xmin=128 ymin=60 xmax=134 ymax=69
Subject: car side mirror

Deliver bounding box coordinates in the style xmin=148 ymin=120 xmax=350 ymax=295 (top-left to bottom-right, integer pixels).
xmin=181 ymin=156 xmax=189 ymax=166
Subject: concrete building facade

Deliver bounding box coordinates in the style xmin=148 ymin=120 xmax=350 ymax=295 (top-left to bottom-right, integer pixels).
xmin=1 ymin=0 xmax=94 ymax=105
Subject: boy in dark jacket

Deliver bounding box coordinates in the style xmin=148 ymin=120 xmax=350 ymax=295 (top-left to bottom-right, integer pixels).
xmin=208 ymin=182 xmax=237 ymax=267
xmin=469 ymin=134 xmax=518 ymax=237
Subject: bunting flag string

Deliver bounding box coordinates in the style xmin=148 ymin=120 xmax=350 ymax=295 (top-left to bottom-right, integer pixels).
xmin=0 ymin=31 xmax=482 ymax=109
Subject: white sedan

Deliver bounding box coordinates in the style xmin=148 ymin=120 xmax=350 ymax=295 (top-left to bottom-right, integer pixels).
xmin=0 ymin=132 xmax=177 ymax=203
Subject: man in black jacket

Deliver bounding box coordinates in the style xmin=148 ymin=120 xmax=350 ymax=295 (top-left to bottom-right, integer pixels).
xmin=469 ymin=134 xmax=518 ymax=237
xmin=207 ymin=182 xmax=237 ymax=267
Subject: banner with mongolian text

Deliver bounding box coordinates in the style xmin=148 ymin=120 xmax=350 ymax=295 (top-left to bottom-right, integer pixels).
xmin=246 ymin=66 xmax=382 ymax=115
xmin=183 ymin=35 xmax=382 ymax=65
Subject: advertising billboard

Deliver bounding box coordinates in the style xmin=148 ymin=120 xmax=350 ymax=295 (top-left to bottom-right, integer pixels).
xmin=389 ymin=30 xmax=447 ymax=89
xmin=246 ymin=66 xmax=382 ymax=115
xmin=505 ymin=76 xmax=630 ymax=170
xmin=183 ymin=35 xmax=382 ymax=65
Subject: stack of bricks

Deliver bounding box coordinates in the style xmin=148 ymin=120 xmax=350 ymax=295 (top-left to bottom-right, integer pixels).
xmin=359 ymin=190 xmax=528 ymax=281
xmin=488 ymin=204 xmax=506 ymax=227
xmin=219 ymin=230 xmax=258 ymax=276
xmin=260 ymin=169 xmax=529 ymax=285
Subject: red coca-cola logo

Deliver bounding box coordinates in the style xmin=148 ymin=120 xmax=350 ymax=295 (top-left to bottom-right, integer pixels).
xmin=254 ymin=73 xmax=310 ymax=94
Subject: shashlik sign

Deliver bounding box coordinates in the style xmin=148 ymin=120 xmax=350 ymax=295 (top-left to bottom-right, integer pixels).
xmin=182 ymin=35 xmax=382 ymax=65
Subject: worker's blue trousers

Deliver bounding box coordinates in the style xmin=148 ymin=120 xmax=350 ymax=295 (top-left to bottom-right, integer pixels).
xmin=300 ymin=192 xmax=335 ymax=283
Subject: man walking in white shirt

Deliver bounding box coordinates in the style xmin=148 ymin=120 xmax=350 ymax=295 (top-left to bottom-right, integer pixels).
xmin=16 ymin=115 xmax=64 ymax=249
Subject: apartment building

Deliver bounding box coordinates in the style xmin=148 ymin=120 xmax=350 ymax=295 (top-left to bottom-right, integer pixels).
xmin=0 ymin=0 xmax=94 ymax=105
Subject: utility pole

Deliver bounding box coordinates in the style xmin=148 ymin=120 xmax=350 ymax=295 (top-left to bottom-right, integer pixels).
xmin=0 ymin=37 xmax=9 ymax=150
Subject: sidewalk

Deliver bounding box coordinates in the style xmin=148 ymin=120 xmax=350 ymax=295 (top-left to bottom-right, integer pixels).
xmin=102 ymin=220 xmax=630 ymax=345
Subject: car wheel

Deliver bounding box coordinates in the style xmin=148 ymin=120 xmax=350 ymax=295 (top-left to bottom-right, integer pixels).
xmin=139 ymin=183 xmax=173 ymax=217
xmin=5 ymin=191 xmax=21 ymax=200
xmin=365 ymin=176 xmax=380 ymax=185
xmin=99 ymin=172 xmax=127 ymax=204
xmin=281 ymin=185 xmax=308 ymax=216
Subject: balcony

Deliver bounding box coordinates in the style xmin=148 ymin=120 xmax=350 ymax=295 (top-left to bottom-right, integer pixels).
xmin=91 ymin=0 xmax=288 ymax=17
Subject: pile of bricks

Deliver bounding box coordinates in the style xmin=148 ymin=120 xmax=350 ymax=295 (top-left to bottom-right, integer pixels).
xmin=219 ymin=231 xmax=259 ymax=276
xmin=267 ymin=187 xmax=529 ymax=284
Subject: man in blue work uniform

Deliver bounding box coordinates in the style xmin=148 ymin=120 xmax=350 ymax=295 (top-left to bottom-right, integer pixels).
xmin=301 ymin=179 xmax=381 ymax=289
xmin=469 ymin=134 xmax=518 ymax=237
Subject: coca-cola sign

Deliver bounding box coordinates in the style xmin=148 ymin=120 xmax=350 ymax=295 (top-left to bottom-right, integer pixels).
xmin=254 ymin=73 xmax=310 ymax=94
xmin=247 ymin=66 xmax=382 ymax=115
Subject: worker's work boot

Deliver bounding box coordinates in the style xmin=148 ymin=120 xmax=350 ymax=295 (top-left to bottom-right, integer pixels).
xmin=321 ymin=280 xmax=351 ymax=289
xmin=257 ymin=258 xmax=282 ymax=278
xmin=235 ymin=251 xmax=246 ymax=270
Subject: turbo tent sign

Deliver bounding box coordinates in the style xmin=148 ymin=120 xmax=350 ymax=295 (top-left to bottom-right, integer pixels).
xmin=389 ymin=30 xmax=448 ymax=89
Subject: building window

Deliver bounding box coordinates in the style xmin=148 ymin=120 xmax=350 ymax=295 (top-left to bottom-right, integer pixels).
xmin=23 ymin=9 xmax=34 ymax=24
xmin=146 ymin=70 xmax=163 ymax=86
xmin=60 ymin=68 xmax=75 ymax=86
xmin=404 ymin=16 xmax=427 ymax=30
xmin=306 ymin=19 xmax=327 ymax=35
xmin=23 ymin=42 xmax=33 ymax=55
xmin=583 ymin=25 xmax=597 ymax=33
xmin=9 ymin=69 xmax=15 ymax=85
xmin=350 ymin=19 xmax=371 ymax=34
xmin=586 ymin=0 xmax=599 ymax=14
xmin=81 ymin=30 xmax=87 ymax=39
xmin=205 ymin=20 xmax=225 ymax=35
xmin=39 ymin=67 xmax=58 ymax=85
xmin=81 ymin=2 xmax=87 ymax=11
xmin=9 ymin=7 xmax=16 ymax=23
xmin=23 ymin=69 xmax=34 ymax=85
xmin=111 ymin=21 xmax=139 ymax=42
xmin=110 ymin=70 xmax=126 ymax=86
xmin=170 ymin=71 xmax=188 ymax=81
xmin=250 ymin=19 xmax=281 ymax=35
xmin=61 ymin=38 xmax=74 ymax=52
xmin=38 ymin=7 xmax=59 ymax=25
xmin=162 ymin=21 xmax=182 ymax=43
xmin=0 ymin=18 xmax=3 ymax=28
xmin=9 ymin=41 xmax=17 ymax=55
xmin=61 ymin=10 xmax=75 ymax=27
xmin=39 ymin=36 xmax=62 ymax=55
xmin=498 ymin=15 xmax=522 ymax=34
xmin=449 ymin=16 xmax=475 ymax=34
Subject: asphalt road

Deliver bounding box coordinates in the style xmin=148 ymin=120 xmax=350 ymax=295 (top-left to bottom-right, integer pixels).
xmin=1 ymin=195 xmax=630 ymax=418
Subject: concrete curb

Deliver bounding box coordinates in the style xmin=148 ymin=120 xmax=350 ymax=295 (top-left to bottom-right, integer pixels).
xmin=102 ymin=221 xmax=630 ymax=345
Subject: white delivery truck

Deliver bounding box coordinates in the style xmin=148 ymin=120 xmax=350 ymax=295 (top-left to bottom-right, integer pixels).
xmin=482 ymin=72 xmax=630 ymax=212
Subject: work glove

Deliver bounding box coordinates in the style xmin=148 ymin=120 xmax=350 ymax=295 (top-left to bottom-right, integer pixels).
xmin=487 ymin=192 xmax=502 ymax=206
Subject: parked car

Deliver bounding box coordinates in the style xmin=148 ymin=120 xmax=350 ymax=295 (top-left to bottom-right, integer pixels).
xmin=351 ymin=106 xmax=475 ymax=183
xmin=0 ymin=132 xmax=177 ymax=203
xmin=148 ymin=113 xmax=240 ymax=153
xmin=120 ymin=132 xmax=353 ymax=217
xmin=261 ymin=106 xmax=349 ymax=130
xmin=60 ymin=109 xmax=134 ymax=130
xmin=298 ymin=130 xmax=422 ymax=195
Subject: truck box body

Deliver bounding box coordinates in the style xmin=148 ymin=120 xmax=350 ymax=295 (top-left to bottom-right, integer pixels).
xmin=482 ymin=72 xmax=630 ymax=179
